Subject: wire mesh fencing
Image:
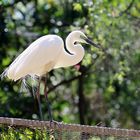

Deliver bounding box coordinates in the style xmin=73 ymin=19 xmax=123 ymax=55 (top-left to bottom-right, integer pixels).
xmin=0 ymin=117 xmax=140 ymax=140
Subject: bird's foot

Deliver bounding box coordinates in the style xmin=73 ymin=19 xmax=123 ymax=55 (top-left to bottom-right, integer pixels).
xmin=49 ymin=120 xmax=63 ymax=129
xmin=96 ymin=122 xmax=103 ymax=126
xmin=49 ymin=120 xmax=63 ymax=140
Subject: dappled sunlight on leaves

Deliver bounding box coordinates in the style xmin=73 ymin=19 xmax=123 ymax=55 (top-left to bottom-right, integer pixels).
xmin=0 ymin=0 xmax=140 ymax=130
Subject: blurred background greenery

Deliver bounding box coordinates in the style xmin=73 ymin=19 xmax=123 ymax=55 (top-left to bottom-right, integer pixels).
xmin=0 ymin=0 xmax=140 ymax=129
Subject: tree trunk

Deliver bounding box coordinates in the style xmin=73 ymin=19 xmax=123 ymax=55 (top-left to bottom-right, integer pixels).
xmin=77 ymin=74 xmax=85 ymax=125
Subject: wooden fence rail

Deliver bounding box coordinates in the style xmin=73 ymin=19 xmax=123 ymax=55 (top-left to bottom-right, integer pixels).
xmin=0 ymin=117 xmax=140 ymax=138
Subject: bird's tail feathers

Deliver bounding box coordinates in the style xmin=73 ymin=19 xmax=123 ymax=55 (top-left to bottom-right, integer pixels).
xmin=20 ymin=75 xmax=38 ymax=98
xmin=0 ymin=68 xmax=8 ymax=80
xmin=20 ymin=77 xmax=30 ymax=93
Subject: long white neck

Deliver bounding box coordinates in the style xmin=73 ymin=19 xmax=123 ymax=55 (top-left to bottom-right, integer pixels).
xmin=54 ymin=34 xmax=85 ymax=68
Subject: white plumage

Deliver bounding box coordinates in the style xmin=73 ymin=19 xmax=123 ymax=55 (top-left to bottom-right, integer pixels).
xmin=3 ymin=30 xmax=98 ymax=81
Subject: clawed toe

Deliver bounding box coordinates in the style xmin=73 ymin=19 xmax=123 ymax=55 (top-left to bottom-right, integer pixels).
xmin=49 ymin=120 xmax=62 ymax=129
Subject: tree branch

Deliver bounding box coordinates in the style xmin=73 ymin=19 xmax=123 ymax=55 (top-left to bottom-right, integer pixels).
xmin=47 ymin=75 xmax=80 ymax=93
xmin=119 ymin=0 xmax=135 ymax=16
xmin=114 ymin=0 xmax=135 ymax=18
xmin=47 ymin=55 xmax=100 ymax=94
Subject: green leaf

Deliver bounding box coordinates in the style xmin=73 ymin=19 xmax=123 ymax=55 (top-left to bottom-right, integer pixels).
xmin=73 ymin=3 xmax=82 ymax=12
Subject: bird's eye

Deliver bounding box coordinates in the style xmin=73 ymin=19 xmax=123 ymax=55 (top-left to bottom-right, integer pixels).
xmin=74 ymin=42 xmax=78 ymax=45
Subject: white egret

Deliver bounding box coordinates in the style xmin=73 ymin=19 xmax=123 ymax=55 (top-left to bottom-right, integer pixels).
xmin=2 ymin=30 xmax=99 ymax=120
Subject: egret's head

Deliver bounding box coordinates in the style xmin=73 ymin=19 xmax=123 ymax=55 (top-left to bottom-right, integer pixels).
xmin=70 ymin=30 xmax=100 ymax=48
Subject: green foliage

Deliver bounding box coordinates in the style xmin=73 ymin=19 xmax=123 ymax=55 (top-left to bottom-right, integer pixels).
xmin=0 ymin=0 xmax=140 ymax=130
xmin=0 ymin=125 xmax=50 ymax=139
xmin=0 ymin=125 xmax=137 ymax=140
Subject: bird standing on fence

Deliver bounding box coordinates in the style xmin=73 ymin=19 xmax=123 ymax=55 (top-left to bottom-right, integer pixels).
xmin=1 ymin=30 xmax=99 ymax=121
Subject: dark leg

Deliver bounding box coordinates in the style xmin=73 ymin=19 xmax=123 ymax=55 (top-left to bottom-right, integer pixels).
xmin=36 ymin=78 xmax=43 ymax=120
xmin=43 ymin=77 xmax=57 ymax=139
xmin=44 ymin=74 xmax=61 ymax=134
xmin=44 ymin=74 xmax=53 ymax=122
